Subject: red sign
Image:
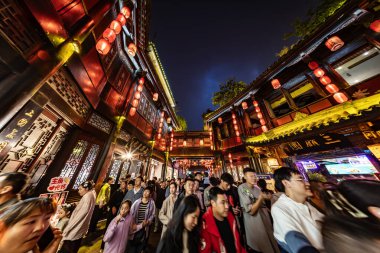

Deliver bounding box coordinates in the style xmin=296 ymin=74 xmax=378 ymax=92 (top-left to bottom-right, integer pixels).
xmin=47 ymin=177 xmax=70 ymax=192
xmin=39 ymin=191 xmax=69 ymax=206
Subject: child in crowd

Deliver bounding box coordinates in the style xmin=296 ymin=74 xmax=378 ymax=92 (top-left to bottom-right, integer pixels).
xmin=55 ymin=203 xmax=75 ymax=233
xmin=103 ymin=200 xmax=140 ymax=253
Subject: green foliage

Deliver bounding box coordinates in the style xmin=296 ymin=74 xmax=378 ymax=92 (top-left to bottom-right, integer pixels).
xmin=284 ymin=0 xmax=348 ymax=40
xmin=176 ymin=114 xmax=187 ymax=131
xmin=212 ymin=78 xmax=248 ymax=107
xmin=307 ymin=172 xmax=327 ymax=183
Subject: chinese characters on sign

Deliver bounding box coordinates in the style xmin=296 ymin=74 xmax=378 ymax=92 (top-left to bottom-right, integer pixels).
xmin=47 ymin=177 xmax=70 ymax=192
xmin=0 ymin=101 xmax=42 ymax=158
xmin=39 ymin=191 xmax=69 ymax=206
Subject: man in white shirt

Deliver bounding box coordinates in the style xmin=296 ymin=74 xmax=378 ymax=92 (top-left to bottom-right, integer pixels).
xmin=271 ymin=167 xmax=324 ymax=253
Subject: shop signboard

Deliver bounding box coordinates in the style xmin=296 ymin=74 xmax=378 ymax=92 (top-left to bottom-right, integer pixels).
xmin=47 ymin=177 xmax=70 ymax=192
xmin=283 ymin=133 xmax=352 ymax=156
xmin=39 ymin=191 xmax=69 ymax=206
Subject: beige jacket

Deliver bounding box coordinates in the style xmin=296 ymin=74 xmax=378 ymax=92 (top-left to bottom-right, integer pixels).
xmin=158 ymin=194 xmax=177 ymax=238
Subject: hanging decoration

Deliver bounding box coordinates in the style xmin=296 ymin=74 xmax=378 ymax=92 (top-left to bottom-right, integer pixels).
xmin=156 ymin=111 xmax=165 ymax=140
xmin=271 ymin=79 xmax=281 ymax=89
xmin=129 ymin=77 xmax=145 ymax=116
xmin=325 ymin=36 xmax=344 ymax=51
xmin=96 ymin=6 xmax=131 ymax=55
xmin=242 ymin=101 xmax=248 ymax=110
xmin=308 ymin=61 xmax=319 ymax=70
xmin=169 ymin=131 xmax=174 ymax=151
xmin=231 ymin=112 xmax=240 ymax=137
xmin=369 ymin=19 xmax=380 ymax=32
xmin=209 ymin=127 xmax=213 ymax=150
xmin=253 ymin=100 xmax=268 ymax=132
xmin=218 ymin=117 xmax=222 ymax=124
xmin=153 ymin=93 xmax=159 ymax=101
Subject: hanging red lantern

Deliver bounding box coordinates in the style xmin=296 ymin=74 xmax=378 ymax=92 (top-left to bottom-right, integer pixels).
xmin=153 ymin=93 xmax=158 ymax=101
xmin=138 ymin=77 xmax=145 ymax=85
xmin=319 ymin=75 xmax=331 ymax=85
xmin=102 ymin=28 xmax=116 ymax=43
xmin=271 ymin=79 xmax=281 ymax=89
xmin=313 ymin=68 xmax=325 ymax=77
xmin=128 ymin=43 xmax=137 ymax=57
xmin=253 ymin=100 xmax=259 ymax=107
xmin=333 ymin=92 xmax=348 ymax=103
xmin=96 ymin=39 xmax=111 ymax=55
xmin=255 ymin=107 xmax=261 ymax=113
xmin=218 ymin=117 xmax=222 ymax=124
xmin=308 ymin=61 xmax=319 ymax=70
xmin=109 ymin=20 xmax=122 ymax=34
xmin=132 ymin=99 xmax=139 ymax=107
xmin=134 ymin=91 xmax=141 ymax=100
xmin=325 ymin=36 xmax=344 ymax=51
xmin=161 ymin=111 xmax=165 ymax=117
xmin=228 ymin=153 xmax=232 ymax=158
xmin=120 ymin=7 xmax=131 ymax=19
xmin=325 ymin=84 xmax=340 ymax=94
xmin=129 ymin=107 xmax=136 ymax=116
xmin=167 ymin=117 xmax=172 ymax=124
xmin=234 ymin=125 xmax=238 ymax=131
xmin=370 ymin=20 xmax=380 ymax=32
xmin=260 ymin=119 xmax=266 ymax=125
xmin=242 ymin=101 xmax=248 ymax=110
xmin=159 ymin=122 xmax=163 ymax=128
xmin=233 ymin=119 xmax=237 ymax=125
xmin=232 ymin=113 xmax=236 ymax=119
xmin=160 ymin=117 xmax=164 ymax=123
xmin=158 ymin=128 xmax=162 ymax=133
xmin=116 ymin=13 xmax=127 ymax=26
xmin=137 ymin=84 xmax=143 ymax=92
xmin=261 ymin=125 xmax=268 ymax=132
xmin=236 ymin=131 xmax=240 ymax=136
xmin=157 ymin=133 xmax=162 ymax=139
xmin=257 ymin=112 xmax=263 ymax=119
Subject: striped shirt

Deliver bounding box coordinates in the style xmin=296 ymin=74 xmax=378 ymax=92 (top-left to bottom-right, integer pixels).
xmin=137 ymin=201 xmax=148 ymax=223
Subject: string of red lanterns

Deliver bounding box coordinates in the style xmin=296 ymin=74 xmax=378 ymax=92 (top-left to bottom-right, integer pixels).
xmin=253 ymin=100 xmax=268 ymax=132
xmin=96 ymin=6 xmax=132 ymax=55
xmin=228 ymin=153 xmax=233 ymax=165
xmin=231 ymin=112 xmax=240 ymax=137
xmin=169 ymin=131 xmax=174 ymax=151
xmin=209 ymin=127 xmax=213 ymax=150
xmin=156 ymin=111 xmax=165 ymax=140
xmin=129 ymin=77 xmax=145 ymax=116
xmin=308 ymin=61 xmax=348 ymax=103
xmin=370 ymin=19 xmax=380 ymax=32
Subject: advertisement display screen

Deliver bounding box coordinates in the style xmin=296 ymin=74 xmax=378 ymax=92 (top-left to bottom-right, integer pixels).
xmin=325 ymin=155 xmax=377 ymax=175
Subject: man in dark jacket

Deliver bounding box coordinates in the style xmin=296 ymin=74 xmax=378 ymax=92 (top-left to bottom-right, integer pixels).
xmin=173 ymin=177 xmax=194 ymax=212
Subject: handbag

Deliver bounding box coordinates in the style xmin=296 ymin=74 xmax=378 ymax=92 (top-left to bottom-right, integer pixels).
xmin=131 ymin=228 xmax=146 ymax=245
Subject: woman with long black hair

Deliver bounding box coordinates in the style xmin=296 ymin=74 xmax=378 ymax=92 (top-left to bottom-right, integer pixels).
xmin=156 ymin=195 xmax=201 ymax=253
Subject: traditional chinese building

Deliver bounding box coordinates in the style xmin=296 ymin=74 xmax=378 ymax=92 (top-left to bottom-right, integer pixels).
xmin=0 ymin=0 xmax=179 ymax=198
xmin=204 ymin=0 xmax=380 ymax=181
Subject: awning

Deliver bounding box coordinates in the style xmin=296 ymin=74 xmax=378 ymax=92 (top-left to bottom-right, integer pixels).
xmin=246 ymin=93 xmax=380 ymax=145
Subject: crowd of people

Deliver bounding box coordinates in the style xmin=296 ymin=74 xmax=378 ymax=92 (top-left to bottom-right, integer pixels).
xmin=0 ymin=168 xmax=379 ymax=253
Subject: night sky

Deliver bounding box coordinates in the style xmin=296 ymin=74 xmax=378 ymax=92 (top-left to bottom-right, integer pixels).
xmin=149 ymin=0 xmax=320 ymax=130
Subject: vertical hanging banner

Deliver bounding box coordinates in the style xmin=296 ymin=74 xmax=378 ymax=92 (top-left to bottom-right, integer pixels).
xmin=0 ymin=101 xmax=43 ymax=160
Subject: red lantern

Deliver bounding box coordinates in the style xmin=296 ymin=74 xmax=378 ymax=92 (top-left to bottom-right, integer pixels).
xmin=138 ymin=77 xmax=145 ymax=85
xmin=370 ymin=20 xmax=380 ymax=32
xmin=159 ymin=122 xmax=163 ymax=128
xmin=218 ymin=117 xmax=222 ymax=124
xmin=153 ymin=93 xmax=158 ymax=101
xmin=157 ymin=133 xmax=162 ymax=139
xmin=255 ymin=107 xmax=261 ymax=113
xmin=313 ymin=68 xmax=325 ymax=77
xmin=325 ymin=84 xmax=339 ymax=94
xmin=333 ymin=92 xmax=348 ymax=103
xmin=257 ymin=112 xmax=263 ymax=119
xmin=129 ymin=107 xmax=136 ymax=116
xmin=271 ymin=79 xmax=281 ymax=89
xmin=262 ymin=125 xmax=268 ymax=132
xmin=128 ymin=43 xmax=137 ymax=57
xmin=167 ymin=117 xmax=172 ymax=124
xmin=242 ymin=101 xmax=248 ymax=110
xmin=253 ymin=100 xmax=259 ymax=107
xmin=228 ymin=153 xmax=232 ymax=158
xmin=102 ymin=28 xmax=116 ymax=43
xmin=236 ymin=131 xmax=240 ymax=136
xmin=325 ymin=36 xmax=344 ymax=51
xmin=232 ymin=113 xmax=236 ymax=119
xmin=96 ymin=39 xmax=111 ymax=55
xmin=116 ymin=13 xmax=127 ymax=26
xmin=158 ymin=128 xmax=162 ymax=133
xmin=319 ymin=75 xmax=331 ymax=85
xmin=308 ymin=61 xmax=319 ymax=70
xmin=132 ymin=99 xmax=139 ymax=107
xmin=109 ymin=20 xmax=122 ymax=34
xmin=160 ymin=117 xmax=164 ymax=123
xmin=260 ymin=119 xmax=266 ymax=125
xmin=161 ymin=111 xmax=165 ymax=117
xmin=134 ymin=91 xmax=141 ymax=99
xmin=120 ymin=7 xmax=131 ymax=18
xmin=234 ymin=125 xmax=238 ymax=131
xmin=137 ymin=84 xmax=143 ymax=92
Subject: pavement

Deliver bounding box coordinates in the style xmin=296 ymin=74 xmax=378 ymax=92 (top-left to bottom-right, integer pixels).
xmin=78 ymin=220 xmax=162 ymax=253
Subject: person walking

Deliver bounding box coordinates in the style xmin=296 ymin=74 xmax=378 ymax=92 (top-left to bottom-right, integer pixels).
xmin=156 ymin=195 xmax=201 ymax=253
xmin=173 ymin=177 xmax=195 ymax=212
xmin=158 ymin=182 xmax=177 ymax=238
xmin=200 ymin=187 xmax=246 ymax=253
xmin=60 ymin=181 xmax=96 ymax=253
xmin=238 ymin=168 xmax=279 ymax=253
xmin=124 ymin=176 xmax=144 ymax=205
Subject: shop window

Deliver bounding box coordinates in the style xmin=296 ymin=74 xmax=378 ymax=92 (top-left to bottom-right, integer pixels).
xmin=270 ymin=95 xmax=291 ymax=118
xmin=107 ymin=159 xmax=122 ymax=184
xmin=72 ymin=144 xmax=100 ymax=189
xmin=334 ymin=46 xmax=380 ymax=86
xmin=59 ymin=140 xmax=88 ymax=179
xmin=290 ymin=81 xmax=322 ymax=108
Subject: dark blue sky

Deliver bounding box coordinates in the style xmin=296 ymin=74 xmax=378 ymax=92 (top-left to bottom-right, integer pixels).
xmin=149 ymin=0 xmax=320 ymax=130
